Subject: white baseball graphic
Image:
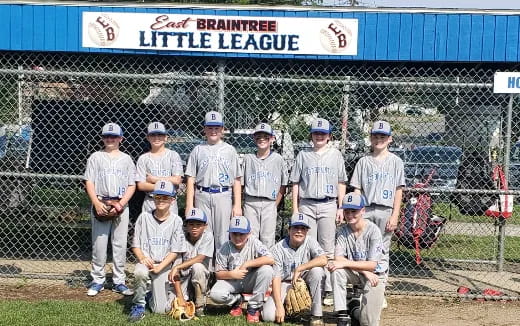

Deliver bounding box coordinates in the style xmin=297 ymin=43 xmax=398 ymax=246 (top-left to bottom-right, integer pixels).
xmin=319 ymin=20 xmax=353 ymax=54
xmin=88 ymin=14 xmax=120 ymax=47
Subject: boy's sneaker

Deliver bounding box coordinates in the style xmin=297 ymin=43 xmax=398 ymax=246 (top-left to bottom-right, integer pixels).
xmin=336 ymin=314 xmax=351 ymax=326
xmin=382 ymin=296 xmax=388 ymax=309
xmin=195 ymin=306 xmax=205 ymax=317
xmin=323 ymin=291 xmax=334 ymax=306
xmin=246 ymin=307 xmax=260 ymax=323
xmin=310 ymin=316 xmax=324 ymax=326
xmin=229 ymin=297 xmax=243 ymax=317
xmin=128 ymin=305 xmax=145 ymax=323
xmin=87 ymin=283 xmax=104 ymax=296
xmin=113 ymin=283 xmax=134 ymax=296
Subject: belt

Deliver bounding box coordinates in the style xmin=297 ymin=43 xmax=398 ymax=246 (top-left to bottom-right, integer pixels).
xmin=197 ymin=185 xmax=230 ymax=193
xmin=306 ymin=197 xmax=335 ymax=203
xmin=98 ymin=196 xmax=120 ymax=200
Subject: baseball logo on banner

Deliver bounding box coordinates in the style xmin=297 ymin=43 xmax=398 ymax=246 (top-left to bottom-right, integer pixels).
xmin=88 ymin=14 xmax=120 ymax=46
xmin=319 ymin=20 xmax=353 ymax=54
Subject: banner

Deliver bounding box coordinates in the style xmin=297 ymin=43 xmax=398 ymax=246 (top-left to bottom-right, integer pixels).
xmin=82 ymin=12 xmax=358 ymax=56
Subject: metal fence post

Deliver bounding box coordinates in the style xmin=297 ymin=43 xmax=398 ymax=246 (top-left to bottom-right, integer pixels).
xmin=217 ymin=60 xmax=225 ymax=116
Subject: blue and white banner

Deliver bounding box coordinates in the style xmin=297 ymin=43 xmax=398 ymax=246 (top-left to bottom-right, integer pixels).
xmin=82 ymin=12 xmax=358 ymax=55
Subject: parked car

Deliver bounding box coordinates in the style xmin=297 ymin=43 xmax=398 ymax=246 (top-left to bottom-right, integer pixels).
xmin=405 ymin=146 xmax=463 ymax=194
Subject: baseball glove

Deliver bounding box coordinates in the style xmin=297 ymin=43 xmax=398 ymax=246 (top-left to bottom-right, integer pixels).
xmin=168 ymin=297 xmax=196 ymax=321
xmin=93 ymin=199 xmax=124 ymax=222
xmin=285 ymin=279 xmax=312 ymax=317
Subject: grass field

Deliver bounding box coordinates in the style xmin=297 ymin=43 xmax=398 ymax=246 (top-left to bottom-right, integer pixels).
xmin=433 ymin=202 xmax=520 ymax=225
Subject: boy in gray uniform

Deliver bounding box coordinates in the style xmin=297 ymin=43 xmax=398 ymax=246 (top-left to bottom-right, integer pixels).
xmin=350 ymin=121 xmax=405 ymax=277
xmin=136 ymin=122 xmax=183 ymax=215
xmin=209 ymin=216 xmax=274 ymax=323
xmin=84 ymin=123 xmax=136 ymax=297
xmin=329 ymin=193 xmax=386 ymax=326
xmin=128 ymin=180 xmax=187 ymax=322
xmin=185 ymin=111 xmax=242 ymax=250
xmin=262 ymin=213 xmax=327 ymax=326
xmin=242 ymin=123 xmax=289 ymax=248
xmin=290 ymin=118 xmax=347 ymax=303
xmin=168 ymin=208 xmax=214 ymax=317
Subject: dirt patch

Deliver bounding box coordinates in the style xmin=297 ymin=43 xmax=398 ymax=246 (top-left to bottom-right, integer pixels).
xmin=1 ymin=284 xmax=519 ymax=326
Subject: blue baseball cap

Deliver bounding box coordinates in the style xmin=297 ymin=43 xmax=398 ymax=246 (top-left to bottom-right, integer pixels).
xmin=147 ymin=122 xmax=167 ymax=135
xmin=228 ymin=216 xmax=251 ymax=234
xmin=185 ymin=208 xmax=207 ymax=223
xmin=341 ymin=192 xmax=366 ymax=210
xmin=205 ymin=111 xmax=224 ymax=126
xmin=289 ymin=213 xmax=310 ymax=228
xmin=151 ymin=180 xmax=176 ymax=197
xmin=101 ymin=123 xmax=123 ymax=137
xmin=310 ymin=118 xmax=331 ymax=134
xmin=371 ymin=120 xmax=392 ymax=136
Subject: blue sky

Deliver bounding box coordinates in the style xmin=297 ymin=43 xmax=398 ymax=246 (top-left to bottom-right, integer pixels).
xmin=325 ymin=0 xmax=520 ymax=9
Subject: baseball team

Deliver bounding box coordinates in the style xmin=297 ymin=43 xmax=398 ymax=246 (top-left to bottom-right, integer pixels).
xmin=83 ymin=111 xmax=405 ymax=326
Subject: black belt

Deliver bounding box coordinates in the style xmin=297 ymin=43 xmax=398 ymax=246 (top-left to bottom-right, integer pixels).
xmin=197 ymin=185 xmax=230 ymax=193
xmin=306 ymin=197 xmax=335 ymax=203
xmin=98 ymin=196 xmax=120 ymax=200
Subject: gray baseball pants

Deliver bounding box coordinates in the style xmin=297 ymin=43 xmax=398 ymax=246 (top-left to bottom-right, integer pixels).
xmin=179 ymin=262 xmax=211 ymax=305
xmin=90 ymin=206 xmax=129 ymax=285
xmin=262 ymin=266 xmax=325 ymax=321
xmin=209 ymin=265 xmax=274 ymax=310
xmin=364 ymin=205 xmax=393 ymax=272
xmin=142 ymin=196 xmax=179 ymax=216
xmin=132 ymin=263 xmax=173 ymax=313
xmin=243 ymin=195 xmax=277 ymax=248
xmin=195 ymin=189 xmax=232 ymax=250
xmin=299 ymin=198 xmax=337 ymax=292
xmin=332 ymin=269 xmax=386 ymax=326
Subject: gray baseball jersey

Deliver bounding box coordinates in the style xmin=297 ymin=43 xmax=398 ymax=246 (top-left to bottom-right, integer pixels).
xmin=83 ymin=151 xmax=136 ymax=198
xmin=182 ymin=229 xmax=214 ymax=270
xmin=290 ymin=147 xmax=347 ymax=199
xmin=350 ymin=153 xmax=405 ymax=207
xmin=215 ymin=238 xmax=272 ymax=272
xmin=335 ymin=221 xmax=386 ymax=273
xmin=272 ymin=236 xmax=325 ymax=281
xmin=132 ymin=212 xmax=187 ymax=262
xmin=242 ymin=152 xmax=289 ymax=200
xmin=185 ymin=142 xmax=240 ymax=187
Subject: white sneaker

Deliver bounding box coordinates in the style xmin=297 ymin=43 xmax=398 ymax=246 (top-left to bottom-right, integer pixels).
xmin=323 ymin=291 xmax=334 ymax=306
xmin=382 ymin=297 xmax=388 ymax=309
xmin=87 ymin=283 xmax=104 ymax=296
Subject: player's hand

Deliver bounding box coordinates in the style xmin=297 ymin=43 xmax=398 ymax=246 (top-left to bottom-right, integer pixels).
xmin=168 ymin=267 xmax=180 ymax=283
xmin=361 ymin=271 xmax=379 ymax=287
xmin=94 ymin=201 xmax=109 ymax=216
xmin=140 ymin=257 xmax=155 ymax=270
xmin=327 ymin=260 xmax=341 ymax=272
xmin=232 ymin=205 xmax=242 ymax=217
xmin=146 ymin=174 xmax=159 ymax=184
xmin=336 ymin=208 xmax=344 ymax=224
xmin=291 ymin=269 xmax=302 ymax=287
xmin=275 ymin=305 xmax=285 ymax=323
xmin=386 ymin=215 xmax=399 ymax=232
xmin=231 ymin=267 xmax=248 ymax=280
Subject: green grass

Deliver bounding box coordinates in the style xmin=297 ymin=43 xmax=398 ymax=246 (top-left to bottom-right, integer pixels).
xmin=0 ymin=300 xmax=287 ymax=326
xmin=392 ymin=234 xmax=520 ymax=262
xmin=433 ymin=202 xmax=520 ymax=225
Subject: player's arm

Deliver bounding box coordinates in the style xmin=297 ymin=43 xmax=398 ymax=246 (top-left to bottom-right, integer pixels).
xmin=275 ymin=185 xmax=287 ymax=207
xmin=240 ymin=256 xmax=275 ymax=270
xmin=166 ymin=175 xmax=182 ymax=185
xmin=387 ymin=185 xmax=404 ymax=232
xmin=85 ymin=180 xmax=108 ymax=216
xmin=292 ymin=254 xmax=327 ymax=284
xmin=119 ymin=184 xmax=135 ymax=207
xmin=272 ymin=276 xmax=285 ymax=323
xmin=291 ymin=183 xmax=299 ymax=214
xmin=132 ymin=247 xmax=154 ymax=269
xmin=185 ymin=176 xmax=195 ymax=215
xmin=329 ymin=255 xmax=377 ymax=272
xmin=336 ymin=182 xmax=347 ymax=223
xmin=215 ymin=268 xmax=248 ymax=280
xmin=152 ymin=252 xmax=178 ymax=274
xmin=232 ymin=177 xmax=242 ymax=217
xmin=168 ymin=253 xmax=207 ymax=282
xmin=136 ymin=180 xmax=155 ymax=192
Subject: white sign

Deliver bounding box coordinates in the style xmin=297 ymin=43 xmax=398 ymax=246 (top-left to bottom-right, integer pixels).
xmin=82 ymin=12 xmax=358 ymax=56
xmin=493 ymin=72 xmax=520 ymax=93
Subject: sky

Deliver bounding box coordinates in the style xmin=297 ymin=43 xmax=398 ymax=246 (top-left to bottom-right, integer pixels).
xmin=326 ymin=0 xmax=520 ymax=10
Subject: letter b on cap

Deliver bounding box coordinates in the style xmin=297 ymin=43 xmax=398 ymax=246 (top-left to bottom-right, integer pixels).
xmin=235 ymin=218 xmax=240 ymax=226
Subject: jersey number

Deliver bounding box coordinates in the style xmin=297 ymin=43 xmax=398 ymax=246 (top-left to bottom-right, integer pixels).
xmin=382 ymin=189 xmax=393 ymax=200
xmin=219 ymin=173 xmax=229 ymax=183
xmin=325 ymin=184 xmax=334 ymax=194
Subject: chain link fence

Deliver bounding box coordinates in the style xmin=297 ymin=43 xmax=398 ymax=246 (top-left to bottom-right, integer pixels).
xmin=0 ymin=51 xmax=519 ymax=298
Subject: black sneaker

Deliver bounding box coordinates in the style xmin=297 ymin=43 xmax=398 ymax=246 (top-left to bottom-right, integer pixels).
xmin=336 ymin=313 xmax=351 ymax=326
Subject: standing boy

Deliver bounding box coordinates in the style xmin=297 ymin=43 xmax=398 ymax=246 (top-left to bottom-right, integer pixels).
xmin=262 ymin=213 xmax=327 ymax=326
xmin=185 ymin=111 xmax=242 ymax=250
xmin=84 ymin=122 xmax=136 ymax=297
xmin=168 ymin=208 xmax=214 ymax=317
xmin=329 ymin=192 xmax=386 ymax=326
xmin=128 ymin=180 xmax=187 ymax=322
xmin=209 ymin=216 xmax=274 ymax=323
xmin=242 ymin=122 xmax=289 ymax=248
xmin=136 ymin=122 xmax=183 ymax=215
xmin=350 ymin=120 xmax=405 ymax=275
